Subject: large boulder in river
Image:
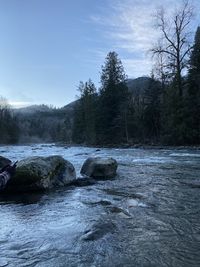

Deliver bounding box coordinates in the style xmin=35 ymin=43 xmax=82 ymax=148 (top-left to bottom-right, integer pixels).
xmin=81 ymin=157 xmax=118 ymax=179
xmin=0 ymin=156 xmax=11 ymax=169
xmin=6 ymin=156 xmax=76 ymax=192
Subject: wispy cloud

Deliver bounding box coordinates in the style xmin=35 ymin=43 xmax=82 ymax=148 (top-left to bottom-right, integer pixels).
xmin=90 ymin=0 xmax=200 ymax=78
xmin=0 ymin=86 xmax=35 ymax=108
xmin=9 ymin=101 xmax=33 ymax=108
xmin=122 ymin=58 xmax=153 ymax=78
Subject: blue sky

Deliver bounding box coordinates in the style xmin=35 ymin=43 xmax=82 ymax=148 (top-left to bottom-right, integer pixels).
xmin=0 ymin=0 xmax=200 ymax=108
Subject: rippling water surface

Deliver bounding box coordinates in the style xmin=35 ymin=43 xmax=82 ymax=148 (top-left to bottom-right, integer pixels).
xmin=0 ymin=144 xmax=200 ymax=267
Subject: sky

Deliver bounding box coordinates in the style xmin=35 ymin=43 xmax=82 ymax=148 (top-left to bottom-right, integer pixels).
xmin=0 ymin=0 xmax=200 ymax=108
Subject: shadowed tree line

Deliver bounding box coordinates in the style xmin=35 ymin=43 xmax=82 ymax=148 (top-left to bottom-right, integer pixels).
xmin=72 ymin=52 xmax=162 ymax=145
xmin=0 ymin=103 xmax=73 ymax=144
xmin=72 ymin=27 xmax=200 ymax=146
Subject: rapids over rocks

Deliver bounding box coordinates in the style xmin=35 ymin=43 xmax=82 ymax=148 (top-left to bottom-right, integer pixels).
xmin=0 ymin=144 xmax=200 ymax=267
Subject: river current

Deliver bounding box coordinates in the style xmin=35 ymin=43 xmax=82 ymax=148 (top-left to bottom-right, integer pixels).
xmin=0 ymin=144 xmax=199 ymax=267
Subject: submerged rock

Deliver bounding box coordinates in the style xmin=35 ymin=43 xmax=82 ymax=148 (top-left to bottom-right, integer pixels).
xmin=82 ymin=220 xmax=117 ymax=241
xmin=0 ymin=156 xmax=11 ymax=169
xmin=6 ymin=156 xmax=76 ymax=192
xmin=81 ymin=157 xmax=118 ymax=179
xmin=70 ymin=177 xmax=96 ymax=187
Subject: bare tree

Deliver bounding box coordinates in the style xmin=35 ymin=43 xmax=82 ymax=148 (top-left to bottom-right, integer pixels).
xmin=152 ymin=52 xmax=169 ymax=90
xmin=152 ymin=0 xmax=193 ymax=97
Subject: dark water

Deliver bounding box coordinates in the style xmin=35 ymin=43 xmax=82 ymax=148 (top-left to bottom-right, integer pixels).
xmin=0 ymin=144 xmax=200 ymax=267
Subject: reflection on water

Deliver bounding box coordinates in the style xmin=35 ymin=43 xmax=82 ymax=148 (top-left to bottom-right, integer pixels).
xmin=0 ymin=144 xmax=200 ymax=267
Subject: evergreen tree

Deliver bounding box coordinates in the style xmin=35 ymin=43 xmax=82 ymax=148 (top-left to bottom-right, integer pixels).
xmin=126 ymin=76 xmax=162 ymax=144
xmin=97 ymin=51 xmax=130 ymax=144
xmin=100 ymin=52 xmax=127 ymax=89
xmin=72 ymin=80 xmax=97 ymax=144
xmin=81 ymin=79 xmax=97 ymax=144
xmin=160 ymin=83 xmax=187 ymax=145
xmin=186 ymin=26 xmax=200 ymax=143
xmin=72 ymin=82 xmax=86 ymax=144
xmin=143 ymin=76 xmax=162 ymax=142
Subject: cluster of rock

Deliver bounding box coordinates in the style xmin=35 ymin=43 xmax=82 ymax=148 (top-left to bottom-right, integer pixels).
xmin=0 ymin=155 xmax=118 ymax=193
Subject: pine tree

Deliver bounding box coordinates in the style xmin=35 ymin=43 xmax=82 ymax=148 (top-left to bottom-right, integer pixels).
xmin=143 ymin=76 xmax=161 ymax=142
xmin=160 ymin=82 xmax=187 ymax=145
xmin=186 ymin=26 xmax=200 ymax=143
xmin=72 ymin=80 xmax=97 ymax=144
xmin=97 ymin=51 xmax=130 ymax=144
xmin=72 ymin=82 xmax=85 ymax=144
xmin=100 ymin=52 xmax=127 ymax=89
xmin=81 ymin=79 xmax=97 ymax=144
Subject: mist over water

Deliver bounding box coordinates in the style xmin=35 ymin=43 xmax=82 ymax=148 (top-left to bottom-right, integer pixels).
xmin=0 ymin=144 xmax=200 ymax=267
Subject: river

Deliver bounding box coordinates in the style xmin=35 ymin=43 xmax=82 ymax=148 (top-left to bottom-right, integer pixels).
xmin=0 ymin=144 xmax=200 ymax=267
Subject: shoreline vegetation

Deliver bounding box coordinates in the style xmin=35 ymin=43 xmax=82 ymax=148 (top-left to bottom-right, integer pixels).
xmin=0 ymin=141 xmax=200 ymax=151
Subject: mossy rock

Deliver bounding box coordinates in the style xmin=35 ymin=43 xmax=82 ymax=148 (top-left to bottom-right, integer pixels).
xmin=81 ymin=157 xmax=118 ymax=179
xmin=6 ymin=156 xmax=76 ymax=192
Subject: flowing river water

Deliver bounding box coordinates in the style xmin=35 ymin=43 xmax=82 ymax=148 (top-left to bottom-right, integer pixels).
xmin=0 ymin=144 xmax=200 ymax=267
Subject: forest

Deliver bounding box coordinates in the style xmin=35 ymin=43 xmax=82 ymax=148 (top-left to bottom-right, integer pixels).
xmin=0 ymin=2 xmax=199 ymax=146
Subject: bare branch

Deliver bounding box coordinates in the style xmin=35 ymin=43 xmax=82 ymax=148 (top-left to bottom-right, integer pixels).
xmin=151 ymin=0 xmax=194 ymax=97
xmin=180 ymin=45 xmax=193 ymax=63
xmin=152 ymin=47 xmax=177 ymax=58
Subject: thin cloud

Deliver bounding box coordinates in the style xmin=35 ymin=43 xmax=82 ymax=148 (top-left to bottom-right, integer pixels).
xmin=90 ymin=0 xmax=200 ymax=77
xmin=122 ymin=58 xmax=152 ymax=78
xmin=9 ymin=101 xmax=34 ymax=108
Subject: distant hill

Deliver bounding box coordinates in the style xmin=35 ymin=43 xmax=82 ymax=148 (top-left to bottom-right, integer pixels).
xmin=12 ymin=76 xmax=154 ymax=131
xmin=13 ymin=104 xmax=53 ymax=115
xmin=13 ymin=77 xmax=152 ymax=116
xmin=126 ymin=76 xmax=152 ymax=94
xmin=61 ymin=100 xmax=79 ymax=113
xmin=61 ymin=77 xmax=153 ymax=113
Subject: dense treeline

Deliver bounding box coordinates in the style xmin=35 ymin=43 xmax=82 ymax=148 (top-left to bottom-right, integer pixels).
xmin=0 ymin=103 xmax=73 ymax=144
xmin=72 ymin=52 xmax=162 ymax=145
xmin=73 ymin=52 xmax=131 ymax=145
xmin=186 ymin=26 xmax=200 ymax=144
xmin=72 ymin=27 xmax=200 ymax=146
xmin=16 ymin=106 xmax=72 ymax=143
